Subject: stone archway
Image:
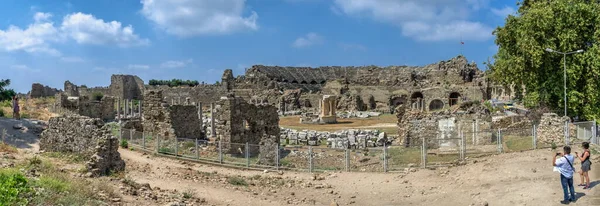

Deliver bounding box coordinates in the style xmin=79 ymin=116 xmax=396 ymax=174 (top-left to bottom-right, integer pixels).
xmin=429 ymin=99 xmax=444 ymax=111
xmin=410 ymin=92 xmax=425 ymax=110
xmin=449 ymin=92 xmax=461 ymax=106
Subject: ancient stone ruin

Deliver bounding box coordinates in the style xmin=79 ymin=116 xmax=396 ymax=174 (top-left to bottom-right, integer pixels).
xmin=215 ymin=95 xmax=279 ymax=165
xmin=319 ymin=95 xmax=337 ymax=124
xmin=537 ymin=113 xmax=570 ymax=144
xmin=54 ymin=93 xmax=116 ymax=121
xmin=142 ymin=90 xmax=204 ymax=139
xmin=40 ymin=114 xmax=125 ymax=176
xmin=29 ymin=83 xmax=60 ymax=98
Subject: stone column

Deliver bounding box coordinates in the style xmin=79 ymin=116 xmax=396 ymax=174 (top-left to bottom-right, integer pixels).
xmin=117 ymin=98 xmax=121 ymax=118
xmin=210 ymin=103 xmax=216 ymax=139
xmin=138 ymin=100 xmax=142 ymax=117
xmin=125 ymin=99 xmax=129 ymax=117
xmin=198 ymin=103 xmax=203 ymax=122
xmin=186 ymin=97 xmax=191 ymax=106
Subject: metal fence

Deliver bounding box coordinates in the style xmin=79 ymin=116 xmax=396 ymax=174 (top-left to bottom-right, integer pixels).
xmin=117 ymin=124 xmax=596 ymax=173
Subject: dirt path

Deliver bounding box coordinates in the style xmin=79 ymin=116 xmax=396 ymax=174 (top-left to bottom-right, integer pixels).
xmin=120 ymin=146 xmax=600 ymax=206
xmin=0 ymin=117 xmax=42 ymax=150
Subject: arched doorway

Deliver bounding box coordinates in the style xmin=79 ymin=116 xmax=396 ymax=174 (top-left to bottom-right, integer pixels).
xmin=429 ymin=99 xmax=444 ymax=111
xmin=410 ymin=92 xmax=424 ymax=110
xmin=449 ymin=92 xmax=461 ymax=106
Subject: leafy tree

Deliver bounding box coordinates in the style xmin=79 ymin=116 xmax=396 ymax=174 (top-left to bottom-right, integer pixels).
xmin=148 ymin=79 xmax=199 ymax=87
xmin=493 ymin=0 xmax=600 ymax=120
xmin=0 ymin=79 xmax=16 ymax=101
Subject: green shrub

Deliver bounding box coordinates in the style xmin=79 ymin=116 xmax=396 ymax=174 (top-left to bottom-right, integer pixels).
xmin=227 ymin=177 xmax=248 ymax=186
xmin=91 ymin=92 xmax=104 ymax=101
xmin=120 ymin=139 xmax=128 ymax=148
xmin=551 ymin=142 xmax=557 ymax=150
xmin=159 ymin=147 xmax=174 ymax=154
xmin=0 ymin=169 xmax=32 ymax=206
xmin=0 ymin=109 xmax=4 ymax=117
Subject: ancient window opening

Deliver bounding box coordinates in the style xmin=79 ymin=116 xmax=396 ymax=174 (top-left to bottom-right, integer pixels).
xmin=291 ymin=80 xmax=298 ymax=84
xmin=410 ymin=92 xmax=424 ymax=103
xmin=320 ymin=80 xmax=326 ymax=84
xmin=300 ymin=81 xmax=308 ymax=84
xmin=449 ymin=92 xmax=461 ymax=106
xmin=282 ymin=79 xmax=288 ymax=83
xmin=429 ymin=99 xmax=444 ymax=111
xmin=310 ymin=80 xmax=318 ymax=84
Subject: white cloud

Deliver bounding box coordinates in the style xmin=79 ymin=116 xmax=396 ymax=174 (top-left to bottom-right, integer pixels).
xmin=160 ymin=59 xmax=193 ymax=68
xmin=141 ymin=0 xmax=258 ymax=37
xmin=11 ymin=64 xmax=40 ymax=72
xmin=61 ymin=12 xmax=149 ymax=47
xmin=491 ymin=6 xmax=516 ymax=17
xmin=0 ymin=13 xmax=61 ymax=55
xmin=127 ymin=64 xmax=150 ymax=70
xmin=332 ymin=0 xmax=493 ymax=41
xmin=0 ymin=12 xmax=148 ymax=56
xmin=292 ymin=32 xmax=323 ymax=48
xmin=60 ymin=56 xmax=85 ymax=63
xmin=34 ymin=12 xmax=52 ymax=22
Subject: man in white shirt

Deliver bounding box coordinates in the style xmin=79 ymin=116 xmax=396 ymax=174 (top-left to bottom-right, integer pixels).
xmin=553 ymin=146 xmax=576 ymax=204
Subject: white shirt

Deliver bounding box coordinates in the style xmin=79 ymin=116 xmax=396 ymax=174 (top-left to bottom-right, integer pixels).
xmin=555 ymin=154 xmax=575 ymax=178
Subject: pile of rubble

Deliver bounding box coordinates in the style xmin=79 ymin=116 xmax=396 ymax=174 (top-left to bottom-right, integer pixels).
xmin=280 ymin=128 xmax=388 ymax=149
xmin=336 ymin=111 xmax=382 ymax=119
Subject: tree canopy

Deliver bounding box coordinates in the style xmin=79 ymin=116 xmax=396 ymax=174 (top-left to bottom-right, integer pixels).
xmin=493 ymin=0 xmax=600 ymax=120
xmin=0 ymin=79 xmax=16 ymax=101
xmin=148 ymin=79 xmax=200 ymax=87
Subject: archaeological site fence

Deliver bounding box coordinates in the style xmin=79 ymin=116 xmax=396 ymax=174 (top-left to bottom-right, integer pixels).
xmin=112 ymin=120 xmax=598 ymax=173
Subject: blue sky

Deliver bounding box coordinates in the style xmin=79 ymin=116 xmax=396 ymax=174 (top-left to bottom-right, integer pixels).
xmin=0 ymin=0 xmax=518 ymax=93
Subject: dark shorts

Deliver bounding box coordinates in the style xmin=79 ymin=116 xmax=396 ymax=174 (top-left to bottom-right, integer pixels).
xmin=581 ymin=160 xmax=591 ymax=172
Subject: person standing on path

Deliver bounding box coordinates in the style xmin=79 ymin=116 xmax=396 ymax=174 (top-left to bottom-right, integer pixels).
xmin=575 ymin=142 xmax=592 ymax=189
xmin=553 ymin=146 xmax=576 ymax=204
xmin=12 ymin=96 xmax=20 ymax=120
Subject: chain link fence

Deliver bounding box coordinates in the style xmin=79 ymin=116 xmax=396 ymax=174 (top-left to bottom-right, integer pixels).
xmin=116 ymin=121 xmax=597 ymax=173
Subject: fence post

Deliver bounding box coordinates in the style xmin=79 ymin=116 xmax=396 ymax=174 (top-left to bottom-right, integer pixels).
xmin=345 ymin=149 xmax=350 ymax=172
xmin=195 ymin=138 xmax=199 ymax=159
xmin=383 ymin=146 xmax=388 ymax=173
xmin=565 ymin=121 xmax=569 ymax=146
xmin=175 ymin=138 xmax=179 ymax=157
xmin=421 ymin=137 xmax=426 ymax=168
xmin=497 ymin=129 xmax=501 ymax=153
xmin=461 ymin=131 xmax=465 ymax=160
xmin=130 ymin=129 xmax=134 ymax=144
xmin=245 ymin=142 xmax=250 ymax=168
xmin=276 ymin=145 xmax=280 ymax=171
xmin=156 ymin=133 xmax=160 ymax=154
xmin=309 ymin=146 xmax=313 ymax=173
xmin=592 ymin=119 xmax=600 ymax=144
xmin=142 ymin=131 xmax=146 ymax=149
xmin=532 ymin=125 xmax=537 ymax=150
xmin=218 ymin=140 xmax=223 ymax=164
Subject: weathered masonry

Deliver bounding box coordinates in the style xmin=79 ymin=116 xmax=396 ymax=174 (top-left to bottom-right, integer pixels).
xmin=142 ymin=90 xmax=204 ymax=139
xmin=215 ymin=95 xmax=280 ymax=165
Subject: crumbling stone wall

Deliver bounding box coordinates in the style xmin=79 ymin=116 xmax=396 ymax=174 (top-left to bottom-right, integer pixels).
xmin=215 ymin=96 xmax=279 ymax=165
xmin=64 ymin=81 xmax=79 ymax=97
xmin=142 ymin=90 xmax=204 ymax=139
xmin=536 ymin=113 xmax=570 ymax=144
xmin=78 ymin=96 xmax=115 ymax=121
xmin=110 ymin=74 xmax=145 ymax=100
xmin=170 ymin=105 xmax=204 ymax=139
xmin=145 ymin=85 xmax=225 ymax=106
xmin=40 ymin=115 xmax=125 ymax=176
xmin=30 ymin=83 xmax=59 ymax=98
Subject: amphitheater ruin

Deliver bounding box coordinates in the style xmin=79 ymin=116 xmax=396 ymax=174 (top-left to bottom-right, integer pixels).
xmin=31 ymin=55 xmax=597 ymax=174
